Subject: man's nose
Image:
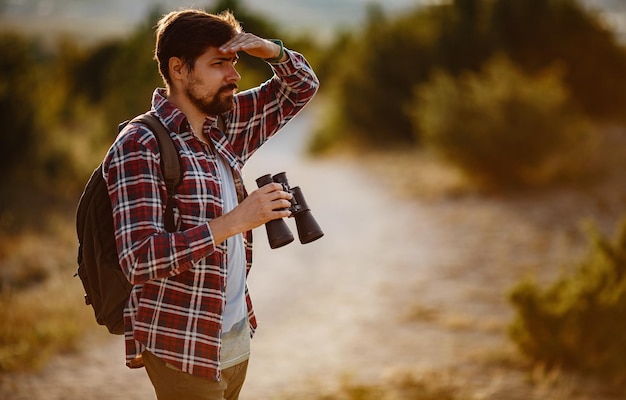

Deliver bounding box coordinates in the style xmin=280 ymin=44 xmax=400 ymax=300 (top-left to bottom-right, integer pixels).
xmin=227 ymin=64 xmax=241 ymax=82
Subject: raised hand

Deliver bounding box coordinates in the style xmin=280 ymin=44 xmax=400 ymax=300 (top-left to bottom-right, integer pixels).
xmin=219 ymin=33 xmax=284 ymax=61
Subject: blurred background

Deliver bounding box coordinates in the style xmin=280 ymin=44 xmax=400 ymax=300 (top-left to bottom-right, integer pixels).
xmin=1 ymin=0 xmax=626 ymax=399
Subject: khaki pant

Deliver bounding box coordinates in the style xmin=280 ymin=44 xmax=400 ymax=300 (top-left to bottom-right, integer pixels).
xmin=142 ymin=350 xmax=248 ymax=400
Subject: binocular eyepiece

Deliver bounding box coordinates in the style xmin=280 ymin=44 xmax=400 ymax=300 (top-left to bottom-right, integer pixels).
xmin=256 ymin=172 xmax=324 ymax=249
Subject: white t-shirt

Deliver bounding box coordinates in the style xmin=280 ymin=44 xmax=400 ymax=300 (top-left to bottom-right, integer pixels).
xmin=215 ymin=154 xmax=250 ymax=369
xmin=215 ymin=154 xmax=247 ymax=332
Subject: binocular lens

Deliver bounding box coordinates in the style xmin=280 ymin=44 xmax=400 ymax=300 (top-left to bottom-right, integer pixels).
xmin=266 ymin=219 xmax=295 ymax=249
xmin=294 ymin=211 xmax=324 ymax=244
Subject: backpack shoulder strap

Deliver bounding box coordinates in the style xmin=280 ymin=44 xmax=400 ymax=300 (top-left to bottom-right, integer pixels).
xmin=132 ymin=113 xmax=181 ymax=191
xmin=130 ymin=113 xmax=180 ymax=233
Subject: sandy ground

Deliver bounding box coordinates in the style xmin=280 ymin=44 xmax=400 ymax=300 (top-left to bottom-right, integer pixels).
xmin=1 ymin=108 xmax=624 ymax=400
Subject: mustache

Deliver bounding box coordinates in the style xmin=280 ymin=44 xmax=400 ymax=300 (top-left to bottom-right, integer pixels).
xmin=220 ymin=83 xmax=239 ymax=94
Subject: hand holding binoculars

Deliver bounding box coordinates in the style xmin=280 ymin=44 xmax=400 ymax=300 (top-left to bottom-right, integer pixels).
xmin=256 ymin=172 xmax=324 ymax=249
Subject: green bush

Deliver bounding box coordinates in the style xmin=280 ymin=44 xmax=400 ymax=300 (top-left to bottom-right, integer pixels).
xmin=509 ymin=218 xmax=626 ymax=379
xmin=410 ymin=56 xmax=595 ymax=188
xmin=0 ymin=32 xmax=41 ymax=180
xmin=491 ymin=0 xmax=626 ymax=122
xmin=312 ymin=5 xmax=447 ymax=150
xmin=314 ymin=0 xmax=626 ymax=152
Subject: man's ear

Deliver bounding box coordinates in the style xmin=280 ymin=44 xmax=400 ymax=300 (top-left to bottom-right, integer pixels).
xmin=169 ymin=57 xmax=187 ymax=81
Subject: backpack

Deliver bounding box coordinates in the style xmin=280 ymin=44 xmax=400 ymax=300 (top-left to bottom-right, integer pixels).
xmin=75 ymin=113 xmax=181 ymax=335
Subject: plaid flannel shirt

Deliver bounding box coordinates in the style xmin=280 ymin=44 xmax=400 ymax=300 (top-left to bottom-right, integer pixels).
xmin=102 ymin=49 xmax=318 ymax=381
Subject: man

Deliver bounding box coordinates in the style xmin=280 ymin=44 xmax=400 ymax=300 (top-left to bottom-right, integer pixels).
xmin=102 ymin=9 xmax=319 ymax=400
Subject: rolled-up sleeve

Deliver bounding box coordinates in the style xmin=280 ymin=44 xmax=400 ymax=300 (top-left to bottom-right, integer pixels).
xmin=227 ymin=48 xmax=320 ymax=163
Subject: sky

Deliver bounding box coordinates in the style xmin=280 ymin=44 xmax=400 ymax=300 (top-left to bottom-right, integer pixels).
xmin=0 ymin=0 xmax=435 ymax=40
xmin=0 ymin=0 xmax=624 ymax=43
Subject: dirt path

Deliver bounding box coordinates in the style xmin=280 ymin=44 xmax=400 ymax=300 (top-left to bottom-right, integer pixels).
xmin=2 ymin=108 xmax=622 ymax=400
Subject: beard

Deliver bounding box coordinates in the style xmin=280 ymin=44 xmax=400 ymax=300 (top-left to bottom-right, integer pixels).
xmin=185 ymin=77 xmax=238 ymax=116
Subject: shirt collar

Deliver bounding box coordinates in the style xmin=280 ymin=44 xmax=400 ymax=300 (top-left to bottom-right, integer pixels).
xmin=151 ymin=88 xmax=188 ymax=135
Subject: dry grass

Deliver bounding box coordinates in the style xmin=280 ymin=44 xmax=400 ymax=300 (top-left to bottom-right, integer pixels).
xmin=355 ymin=149 xmax=474 ymax=201
xmin=0 ymin=222 xmax=94 ymax=373
xmin=357 ymin=125 xmax=626 ymax=204
xmin=277 ymin=371 xmax=471 ymax=400
xmin=405 ymin=304 xmax=504 ymax=333
xmin=329 ymin=126 xmax=626 ymax=400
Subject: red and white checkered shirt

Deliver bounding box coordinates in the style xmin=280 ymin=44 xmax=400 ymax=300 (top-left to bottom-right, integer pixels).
xmin=102 ymin=49 xmax=318 ymax=381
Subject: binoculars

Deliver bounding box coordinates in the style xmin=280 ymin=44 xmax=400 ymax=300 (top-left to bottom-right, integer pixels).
xmin=256 ymin=172 xmax=324 ymax=249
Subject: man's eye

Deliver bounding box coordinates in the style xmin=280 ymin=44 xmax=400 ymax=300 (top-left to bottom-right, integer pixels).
xmin=213 ymin=59 xmax=237 ymax=66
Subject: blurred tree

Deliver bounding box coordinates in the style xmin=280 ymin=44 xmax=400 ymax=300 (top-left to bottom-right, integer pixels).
xmin=315 ymin=0 xmax=496 ymax=149
xmin=318 ymin=5 xmax=437 ymax=148
xmin=98 ymin=9 xmax=164 ymax=135
xmin=411 ymin=56 xmax=596 ymax=188
xmin=491 ymin=0 xmax=626 ymax=121
xmin=0 ymin=32 xmax=89 ymax=226
xmin=72 ymin=41 xmax=124 ymax=104
xmin=213 ymin=0 xmax=277 ymax=36
xmin=510 ymin=218 xmax=626 ymax=378
xmin=315 ymin=0 xmax=626 ymax=152
xmin=435 ymin=0 xmax=493 ymax=74
xmin=0 ymin=33 xmax=40 ymax=179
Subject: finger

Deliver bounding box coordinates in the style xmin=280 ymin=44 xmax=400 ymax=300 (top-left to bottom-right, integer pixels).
xmin=220 ymin=34 xmax=261 ymax=52
xmin=271 ymin=199 xmax=292 ymax=210
xmin=219 ymin=36 xmax=242 ymax=53
xmin=258 ymin=183 xmax=293 ymax=200
xmin=273 ymin=190 xmax=293 ymax=201
xmin=269 ymin=207 xmax=292 ymax=219
xmin=257 ymin=182 xmax=283 ymax=193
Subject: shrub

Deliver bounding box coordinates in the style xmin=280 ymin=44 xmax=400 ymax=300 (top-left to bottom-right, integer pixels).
xmin=0 ymin=32 xmax=41 ymax=180
xmin=0 ymin=230 xmax=94 ymax=373
xmin=312 ymin=5 xmax=447 ymax=150
xmin=314 ymin=0 xmax=626 ymax=152
xmin=410 ymin=56 xmax=596 ymax=188
xmin=509 ymin=218 xmax=626 ymax=379
xmin=491 ymin=0 xmax=626 ymax=122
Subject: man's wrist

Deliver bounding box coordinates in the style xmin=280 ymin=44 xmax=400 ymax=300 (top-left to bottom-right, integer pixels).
xmin=264 ymin=39 xmax=285 ymax=63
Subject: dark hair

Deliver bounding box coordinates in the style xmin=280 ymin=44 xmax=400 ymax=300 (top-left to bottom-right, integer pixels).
xmin=155 ymin=9 xmax=242 ymax=85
